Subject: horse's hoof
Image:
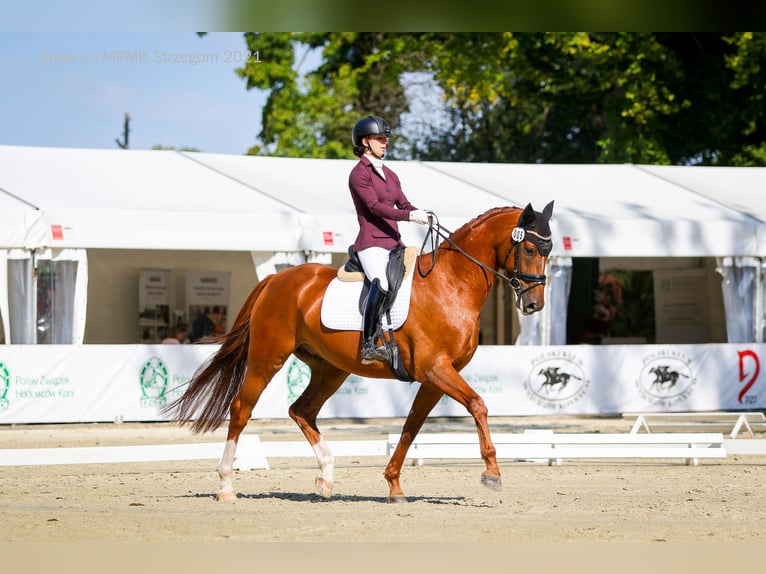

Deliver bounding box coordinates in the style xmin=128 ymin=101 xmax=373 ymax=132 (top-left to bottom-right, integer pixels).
xmin=216 ymin=491 xmax=237 ymax=502
xmin=315 ymin=477 xmax=333 ymax=499
xmin=480 ymin=473 xmax=502 ymax=491
xmin=386 ymin=495 xmax=408 ymax=504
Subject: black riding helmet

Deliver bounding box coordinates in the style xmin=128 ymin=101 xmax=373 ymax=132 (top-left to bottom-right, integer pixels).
xmin=352 ymin=115 xmax=392 ymax=146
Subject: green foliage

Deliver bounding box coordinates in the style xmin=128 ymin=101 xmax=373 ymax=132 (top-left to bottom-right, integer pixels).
xmin=234 ymin=32 xmax=766 ymax=166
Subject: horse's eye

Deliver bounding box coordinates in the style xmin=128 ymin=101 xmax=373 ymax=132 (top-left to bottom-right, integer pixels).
xmin=524 ymin=246 xmax=535 ymax=257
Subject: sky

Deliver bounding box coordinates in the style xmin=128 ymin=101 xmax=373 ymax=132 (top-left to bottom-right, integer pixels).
xmin=0 ymin=32 xmax=282 ymax=155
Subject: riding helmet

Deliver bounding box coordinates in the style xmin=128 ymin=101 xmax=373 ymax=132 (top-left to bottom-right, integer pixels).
xmin=352 ymin=116 xmax=392 ymax=146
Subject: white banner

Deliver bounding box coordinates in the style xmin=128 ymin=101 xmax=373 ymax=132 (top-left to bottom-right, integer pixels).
xmin=0 ymin=343 xmax=763 ymax=424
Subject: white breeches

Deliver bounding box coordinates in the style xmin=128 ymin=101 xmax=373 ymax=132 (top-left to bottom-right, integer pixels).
xmin=357 ymin=247 xmax=390 ymax=291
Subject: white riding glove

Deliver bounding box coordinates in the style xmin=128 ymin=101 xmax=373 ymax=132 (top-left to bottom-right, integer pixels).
xmin=409 ymin=210 xmax=432 ymax=225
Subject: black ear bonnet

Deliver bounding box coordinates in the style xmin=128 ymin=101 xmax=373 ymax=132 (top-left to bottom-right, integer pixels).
xmin=515 ymin=201 xmax=554 ymax=256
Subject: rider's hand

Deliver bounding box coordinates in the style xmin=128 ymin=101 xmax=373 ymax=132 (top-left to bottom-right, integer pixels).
xmin=409 ymin=210 xmax=432 ymax=225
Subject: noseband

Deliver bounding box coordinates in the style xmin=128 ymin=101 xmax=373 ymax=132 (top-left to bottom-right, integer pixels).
xmin=418 ymin=214 xmax=552 ymax=306
xmin=499 ymin=226 xmax=551 ymax=301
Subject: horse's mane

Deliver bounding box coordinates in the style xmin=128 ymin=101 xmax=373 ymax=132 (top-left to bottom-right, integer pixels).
xmin=451 ymin=206 xmax=520 ymax=237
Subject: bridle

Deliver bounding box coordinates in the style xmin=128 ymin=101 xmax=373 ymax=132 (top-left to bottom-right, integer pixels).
xmin=417 ymin=212 xmax=552 ymax=306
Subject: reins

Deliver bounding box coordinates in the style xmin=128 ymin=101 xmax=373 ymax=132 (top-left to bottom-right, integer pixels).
xmin=417 ymin=211 xmax=549 ymax=305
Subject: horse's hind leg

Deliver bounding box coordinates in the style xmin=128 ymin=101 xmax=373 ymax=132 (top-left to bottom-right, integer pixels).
xmin=287 ymin=360 xmax=348 ymax=499
xmin=217 ymin=367 xmax=274 ymax=501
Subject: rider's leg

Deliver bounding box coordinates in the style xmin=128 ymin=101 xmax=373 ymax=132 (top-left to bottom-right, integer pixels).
xmin=357 ymin=247 xmax=390 ymax=364
xmin=361 ymin=279 xmax=389 ymax=364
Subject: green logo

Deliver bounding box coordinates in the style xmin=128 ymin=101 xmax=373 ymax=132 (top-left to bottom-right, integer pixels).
xmin=139 ymin=357 xmax=168 ymax=408
xmin=0 ymin=361 xmax=9 ymax=410
xmin=286 ymin=357 xmax=311 ymax=403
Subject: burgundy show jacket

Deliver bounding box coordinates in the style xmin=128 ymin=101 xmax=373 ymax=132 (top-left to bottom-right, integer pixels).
xmin=349 ymin=155 xmax=417 ymax=252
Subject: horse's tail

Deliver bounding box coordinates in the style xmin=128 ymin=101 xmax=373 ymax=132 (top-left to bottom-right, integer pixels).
xmin=163 ymin=276 xmax=270 ymax=434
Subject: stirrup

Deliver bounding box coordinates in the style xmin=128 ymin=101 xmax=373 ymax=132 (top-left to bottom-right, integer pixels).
xmin=361 ymin=340 xmax=389 ymax=364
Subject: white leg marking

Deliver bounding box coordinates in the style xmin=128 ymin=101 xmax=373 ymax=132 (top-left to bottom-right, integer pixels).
xmin=312 ymin=438 xmax=335 ymax=485
xmin=217 ymin=439 xmax=237 ymax=496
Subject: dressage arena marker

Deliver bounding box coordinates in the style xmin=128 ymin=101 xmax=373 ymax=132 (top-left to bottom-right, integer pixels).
xmin=387 ymin=432 xmax=729 ymax=466
xmin=4 ymin=432 xmax=766 ymax=468
xmin=0 ymin=434 xmax=387 ymax=470
xmin=623 ymin=411 xmax=766 ymax=438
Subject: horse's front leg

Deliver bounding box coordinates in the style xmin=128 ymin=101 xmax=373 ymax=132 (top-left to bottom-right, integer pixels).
xmin=385 ymin=385 xmax=444 ymax=503
xmin=425 ymin=359 xmax=501 ymax=490
xmin=469 ymin=394 xmax=501 ymax=490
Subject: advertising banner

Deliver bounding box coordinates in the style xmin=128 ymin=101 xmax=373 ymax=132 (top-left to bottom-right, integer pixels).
xmin=138 ymin=269 xmax=171 ymax=343
xmin=0 ymin=343 xmax=763 ymax=424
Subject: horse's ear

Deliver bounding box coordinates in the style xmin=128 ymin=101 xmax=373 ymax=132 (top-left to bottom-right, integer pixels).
xmin=542 ymin=200 xmax=554 ymax=221
xmin=520 ymin=203 xmax=536 ymax=227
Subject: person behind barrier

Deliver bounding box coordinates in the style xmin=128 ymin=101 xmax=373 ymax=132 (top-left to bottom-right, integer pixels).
xmin=162 ymin=322 xmax=188 ymax=344
xmin=348 ymin=115 xmax=432 ymax=364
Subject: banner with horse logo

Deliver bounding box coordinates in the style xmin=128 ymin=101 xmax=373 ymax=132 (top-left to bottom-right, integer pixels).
xmin=0 ymin=343 xmax=762 ymax=424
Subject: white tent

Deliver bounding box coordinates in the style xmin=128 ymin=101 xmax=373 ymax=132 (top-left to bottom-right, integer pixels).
xmin=0 ymin=187 xmax=45 ymax=250
xmin=182 ymin=152 xmax=504 ymax=252
xmin=1 ymin=146 xmax=760 ymax=257
xmin=2 ymin=144 xmax=766 ymax=345
xmin=424 ymin=162 xmax=760 ymax=258
xmin=0 ymin=145 xmax=304 ymax=252
xmin=637 ymin=164 xmax=766 ymax=342
xmin=639 ymin=164 xmax=766 ymax=251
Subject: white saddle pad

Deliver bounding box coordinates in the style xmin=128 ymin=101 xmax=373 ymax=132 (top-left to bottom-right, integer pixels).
xmin=320 ymin=267 xmax=416 ymax=331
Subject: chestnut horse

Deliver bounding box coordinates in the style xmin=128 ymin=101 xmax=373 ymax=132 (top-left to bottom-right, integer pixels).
xmin=165 ymin=202 xmax=554 ymax=503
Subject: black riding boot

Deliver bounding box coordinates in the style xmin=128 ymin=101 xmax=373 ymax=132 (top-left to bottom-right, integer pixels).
xmin=361 ymin=279 xmax=389 ymax=364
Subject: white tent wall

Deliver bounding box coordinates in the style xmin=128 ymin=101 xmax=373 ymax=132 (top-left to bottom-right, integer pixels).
xmin=0 ymin=250 xmax=9 ymax=344
xmin=84 ymin=249 xmax=258 ymax=343
xmin=639 ymin=165 xmax=766 ymax=343
xmin=0 ymin=248 xmax=86 ymax=344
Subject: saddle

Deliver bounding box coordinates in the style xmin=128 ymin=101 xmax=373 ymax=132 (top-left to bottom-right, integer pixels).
xmin=338 ymin=245 xmax=420 ymax=312
xmin=337 ymin=245 xmax=420 ymax=382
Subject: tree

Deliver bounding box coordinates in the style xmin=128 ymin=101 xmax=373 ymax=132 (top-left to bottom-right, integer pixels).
xmin=237 ymin=32 xmax=413 ymax=158
xmin=235 ymin=32 xmax=766 ymax=166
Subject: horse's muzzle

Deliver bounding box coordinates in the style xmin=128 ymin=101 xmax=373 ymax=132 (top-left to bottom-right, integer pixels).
xmin=521 ymin=300 xmax=542 ymax=316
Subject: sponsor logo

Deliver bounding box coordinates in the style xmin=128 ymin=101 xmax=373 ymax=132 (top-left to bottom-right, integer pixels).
xmin=139 ymin=357 xmax=168 ymax=408
xmin=286 ymin=357 xmax=312 ymax=403
xmin=337 ymin=373 xmax=366 ymax=396
xmin=524 ymin=349 xmax=590 ymax=410
xmin=635 ymin=349 xmax=697 ymax=407
xmin=0 ymin=361 xmax=9 ymax=410
xmin=738 ymin=350 xmax=760 ymax=405
xmin=286 ymin=358 xmax=367 ymax=403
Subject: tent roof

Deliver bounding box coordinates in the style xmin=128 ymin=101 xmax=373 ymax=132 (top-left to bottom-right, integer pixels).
xmin=0 ymin=144 xmax=763 ymax=257
xmin=0 ymin=145 xmax=303 ymax=251
xmin=0 ymin=187 xmax=45 ymax=250
xmin=640 ymin=164 xmax=766 ymax=254
xmin=425 ymin=162 xmax=759 ymax=258
xmin=183 ymin=152 xmax=504 ymax=252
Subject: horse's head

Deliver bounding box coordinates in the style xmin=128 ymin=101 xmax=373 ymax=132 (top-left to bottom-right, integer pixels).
xmin=504 ymin=201 xmax=554 ymax=315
